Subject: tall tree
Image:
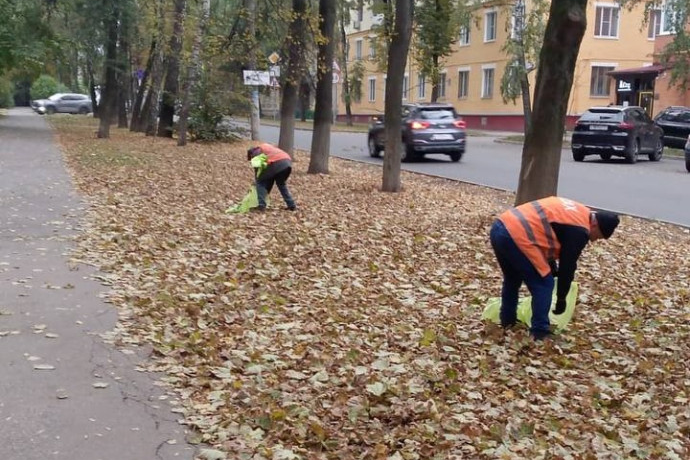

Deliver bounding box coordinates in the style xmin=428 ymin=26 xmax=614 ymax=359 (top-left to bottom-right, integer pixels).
xmin=338 ymin=0 xmax=353 ymax=126
xmin=247 ymin=0 xmax=261 ymax=140
xmin=412 ymin=0 xmax=460 ymax=102
xmin=158 ymin=0 xmax=186 ymax=137
xmin=97 ymin=0 xmax=120 ymax=138
xmin=308 ymin=0 xmax=337 ymax=174
xmin=143 ymin=0 xmax=167 ymax=136
xmin=278 ymin=0 xmax=308 ymax=155
xmin=381 ymin=0 xmax=414 ymax=192
xmin=514 ymin=0 xmax=587 ymax=204
xmin=178 ymin=0 xmax=210 ymax=146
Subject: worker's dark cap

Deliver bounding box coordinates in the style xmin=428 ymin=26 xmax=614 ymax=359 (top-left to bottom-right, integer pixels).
xmin=595 ymin=210 xmax=620 ymax=239
xmin=247 ymin=146 xmax=261 ymax=160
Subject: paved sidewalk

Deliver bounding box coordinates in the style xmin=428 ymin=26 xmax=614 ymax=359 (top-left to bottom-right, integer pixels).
xmin=0 ymin=108 xmax=196 ymax=460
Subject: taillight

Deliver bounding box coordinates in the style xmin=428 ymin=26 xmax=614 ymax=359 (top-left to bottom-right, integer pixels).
xmin=618 ymin=122 xmax=634 ymax=129
xmin=409 ymin=121 xmax=430 ymax=130
xmin=453 ymin=120 xmax=467 ymax=128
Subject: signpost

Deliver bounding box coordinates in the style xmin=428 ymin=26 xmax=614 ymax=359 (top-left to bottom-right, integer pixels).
xmin=243 ymin=70 xmax=270 ymax=86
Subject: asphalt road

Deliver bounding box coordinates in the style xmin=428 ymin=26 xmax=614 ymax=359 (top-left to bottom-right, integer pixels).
xmin=254 ymin=124 xmax=690 ymax=227
xmin=0 ymin=108 xmax=196 ymax=460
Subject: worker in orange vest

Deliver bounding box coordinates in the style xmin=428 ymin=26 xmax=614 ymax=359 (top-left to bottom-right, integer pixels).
xmin=247 ymin=143 xmax=297 ymax=211
xmin=489 ymin=196 xmax=619 ymax=340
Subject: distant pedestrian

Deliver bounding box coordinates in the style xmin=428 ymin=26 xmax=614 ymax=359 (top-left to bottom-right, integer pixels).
xmin=247 ymin=143 xmax=296 ymax=211
xmin=489 ymin=196 xmax=619 ymax=340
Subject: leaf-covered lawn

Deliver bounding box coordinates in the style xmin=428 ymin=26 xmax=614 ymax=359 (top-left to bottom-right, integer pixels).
xmin=52 ymin=117 xmax=690 ymax=460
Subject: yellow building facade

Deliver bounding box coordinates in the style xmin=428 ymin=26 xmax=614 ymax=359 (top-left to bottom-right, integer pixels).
xmin=337 ymin=0 xmax=655 ymax=131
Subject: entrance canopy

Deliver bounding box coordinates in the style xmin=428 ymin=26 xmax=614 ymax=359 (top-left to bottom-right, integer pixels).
xmin=607 ymin=64 xmax=665 ymax=79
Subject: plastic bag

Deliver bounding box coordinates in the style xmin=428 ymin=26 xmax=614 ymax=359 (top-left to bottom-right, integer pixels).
xmin=225 ymin=185 xmax=269 ymax=214
xmin=481 ymin=281 xmax=578 ymax=331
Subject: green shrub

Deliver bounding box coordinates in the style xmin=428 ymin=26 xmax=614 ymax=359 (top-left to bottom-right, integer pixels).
xmin=30 ymin=75 xmax=59 ymax=100
xmin=0 ymin=77 xmax=14 ymax=108
xmin=187 ymin=73 xmax=248 ymax=142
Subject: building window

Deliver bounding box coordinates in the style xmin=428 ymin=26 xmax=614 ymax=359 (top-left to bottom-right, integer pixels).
xmin=357 ymin=6 xmax=363 ymax=22
xmin=482 ymin=67 xmax=494 ymax=98
xmin=418 ymin=73 xmax=426 ymax=99
xmin=590 ymin=66 xmax=614 ymax=96
xmin=368 ymin=77 xmax=376 ymax=102
xmin=457 ymin=70 xmax=469 ymax=98
xmin=438 ymin=72 xmax=446 ymax=98
xmin=459 ymin=25 xmax=470 ymax=46
xmin=594 ymin=6 xmax=620 ymax=38
xmin=355 ymin=39 xmax=363 ymax=60
xmin=659 ymin=5 xmax=678 ymax=35
xmin=369 ymin=38 xmax=377 ymax=58
xmin=402 ymin=75 xmax=409 ymax=100
xmin=484 ymin=10 xmax=497 ymax=42
xmin=648 ymin=9 xmax=661 ymax=38
xmin=383 ymin=75 xmax=387 ymax=99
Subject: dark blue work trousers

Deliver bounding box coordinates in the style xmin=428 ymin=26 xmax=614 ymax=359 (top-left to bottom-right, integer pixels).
xmin=489 ymin=220 xmax=554 ymax=339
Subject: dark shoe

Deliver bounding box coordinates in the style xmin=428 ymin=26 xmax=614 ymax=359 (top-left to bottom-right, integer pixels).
xmin=250 ymin=206 xmax=266 ymax=213
xmin=286 ymin=206 xmax=296 ymax=211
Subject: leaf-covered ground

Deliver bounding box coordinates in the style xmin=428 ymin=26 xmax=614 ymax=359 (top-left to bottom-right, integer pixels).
xmin=52 ymin=117 xmax=690 ymax=460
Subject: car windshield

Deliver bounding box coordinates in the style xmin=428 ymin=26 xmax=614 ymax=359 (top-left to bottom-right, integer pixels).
xmin=48 ymin=94 xmax=64 ymax=101
xmin=579 ymin=109 xmax=624 ymax=122
xmin=419 ymin=109 xmax=455 ymax=120
xmin=658 ymin=109 xmax=690 ymax=122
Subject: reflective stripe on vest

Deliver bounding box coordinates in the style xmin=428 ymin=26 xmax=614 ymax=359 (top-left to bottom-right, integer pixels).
xmin=259 ymin=143 xmax=291 ymax=164
xmin=499 ymin=197 xmax=590 ymax=277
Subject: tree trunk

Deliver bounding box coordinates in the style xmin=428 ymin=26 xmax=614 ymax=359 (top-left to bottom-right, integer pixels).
xmin=299 ymin=79 xmax=310 ymax=122
xmin=308 ymin=0 xmax=336 ymax=174
xmin=339 ymin=13 xmax=352 ymax=126
xmin=514 ymin=0 xmax=586 ymax=205
xmin=278 ymin=0 xmax=307 ymax=156
xmin=382 ymin=0 xmax=414 ymax=192
xmin=97 ymin=1 xmax=119 ymax=139
xmin=130 ymin=39 xmax=155 ymax=131
xmin=117 ymin=36 xmax=129 ymax=129
xmin=141 ymin=0 xmax=166 ymax=136
xmin=430 ymin=54 xmax=439 ymax=102
xmin=247 ymin=0 xmax=261 ymax=140
xmin=158 ymin=0 xmax=186 ymax=138
xmin=87 ymin=58 xmax=99 ymax=118
xmin=178 ymin=0 xmax=210 ymax=146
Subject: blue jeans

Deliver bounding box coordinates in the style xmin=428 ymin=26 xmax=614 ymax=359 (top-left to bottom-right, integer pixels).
xmin=256 ymin=160 xmax=295 ymax=209
xmin=489 ymin=220 xmax=554 ymax=339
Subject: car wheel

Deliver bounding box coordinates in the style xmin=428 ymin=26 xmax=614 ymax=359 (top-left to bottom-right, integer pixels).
xmin=46 ymin=106 xmax=56 ymax=115
xmin=402 ymin=144 xmax=415 ymax=163
xmin=600 ymin=153 xmax=611 ymax=162
xmin=78 ymin=106 xmax=89 ymax=115
xmin=368 ymin=136 xmax=381 ymax=158
xmin=572 ymin=150 xmax=585 ymax=162
xmin=449 ymin=152 xmax=462 ymax=162
xmin=648 ymin=138 xmax=663 ymax=162
xmin=625 ymin=139 xmax=639 ymax=164
xmin=686 ymin=157 xmax=690 ymax=173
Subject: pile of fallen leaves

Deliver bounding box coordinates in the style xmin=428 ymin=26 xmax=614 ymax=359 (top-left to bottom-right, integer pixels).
xmin=53 ymin=117 xmax=690 ymax=460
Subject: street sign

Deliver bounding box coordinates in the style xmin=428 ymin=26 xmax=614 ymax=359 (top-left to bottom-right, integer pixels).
xmin=332 ymin=60 xmax=340 ymax=73
xmin=270 ymin=77 xmax=280 ymax=88
xmin=332 ymin=73 xmax=340 ymax=84
xmin=269 ymin=66 xmax=280 ymax=77
xmin=268 ymin=52 xmax=280 ymax=64
xmin=243 ymin=70 xmax=270 ymax=86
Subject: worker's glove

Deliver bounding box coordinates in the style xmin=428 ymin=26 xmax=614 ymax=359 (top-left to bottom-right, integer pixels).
xmin=549 ymin=260 xmax=559 ymax=278
xmin=553 ymin=298 xmax=567 ymax=315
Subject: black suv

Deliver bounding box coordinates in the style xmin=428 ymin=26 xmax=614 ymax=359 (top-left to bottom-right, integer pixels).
xmin=654 ymin=106 xmax=690 ymax=148
xmin=367 ymin=103 xmax=466 ymax=162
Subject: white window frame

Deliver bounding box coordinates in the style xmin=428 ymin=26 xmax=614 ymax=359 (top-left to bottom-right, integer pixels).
xmin=457 ymin=67 xmax=470 ymax=99
xmin=402 ymin=74 xmax=409 ymax=100
xmin=355 ymin=39 xmax=363 ymax=60
xmin=484 ymin=9 xmax=497 ymax=42
xmin=590 ymin=62 xmax=617 ymax=97
xmin=417 ymin=73 xmax=426 ymax=99
xmin=594 ymin=4 xmax=620 ymax=38
xmin=648 ymin=9 xmax=661 ymax=39
xmin=459 ymin=25 xmax=470 ymax=46
xmin=658 ymin=2 xmax=678 ymax=35
xmin=481 ymin=64 xmax=495 ymax=98
xmin=369 ymin=38 xmax=377 ymax=58
xmin=438 ymin=72 xmax=447 ymax=98
xmin=368 ymin=76 xmax=376 ymax=102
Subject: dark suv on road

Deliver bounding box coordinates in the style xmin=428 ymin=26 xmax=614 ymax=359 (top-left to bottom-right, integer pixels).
xmin=654 ymin=106 xmax=690 ymax=148
xmin=367 ymin=103 xmax=466 ymax=162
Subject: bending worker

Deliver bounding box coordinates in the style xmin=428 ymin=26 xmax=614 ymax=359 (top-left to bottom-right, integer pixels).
xmin=247 ymin=143 xmax=297 ymax=211
xmin=489 ymin=196 xmax=619 ymax=340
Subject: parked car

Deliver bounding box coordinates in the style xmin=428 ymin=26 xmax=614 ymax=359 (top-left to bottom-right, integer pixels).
xmin=571 ymin=106 xmax=664 ymax=164
xmin=31 ymin=93 xmax=92 ymax=115
xmin=367 ymin=103 xmax=466 ymax=162
xmin=654 ymin=106 xmax=690 ymax=148
xmin=684 ymin=135 xmax=690 ymax=172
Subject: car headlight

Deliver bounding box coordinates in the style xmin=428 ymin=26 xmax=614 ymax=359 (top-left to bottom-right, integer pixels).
xmin=37 ymin=106 xmax=46 ymax=114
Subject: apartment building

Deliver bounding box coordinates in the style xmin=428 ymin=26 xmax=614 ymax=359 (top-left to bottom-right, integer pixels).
xmin=337 ymin=0 xmax=655 ymax=131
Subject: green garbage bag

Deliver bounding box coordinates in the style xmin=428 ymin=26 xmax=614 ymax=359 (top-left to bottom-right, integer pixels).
xmin=225 ymin=185 xmax=269 ymax=214
xmin=481 ymin=281 xmax=578 ymax=331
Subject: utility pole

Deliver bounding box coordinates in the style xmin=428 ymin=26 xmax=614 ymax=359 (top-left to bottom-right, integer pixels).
xmin=247 ymin=0 xmax=260 ymax=140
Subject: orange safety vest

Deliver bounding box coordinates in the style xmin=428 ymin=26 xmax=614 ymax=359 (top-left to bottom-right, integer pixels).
xmin=498 ymin=196 xmax=591 ymax=277
xmin=259 ymin=143 xmax=291 ymax=164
